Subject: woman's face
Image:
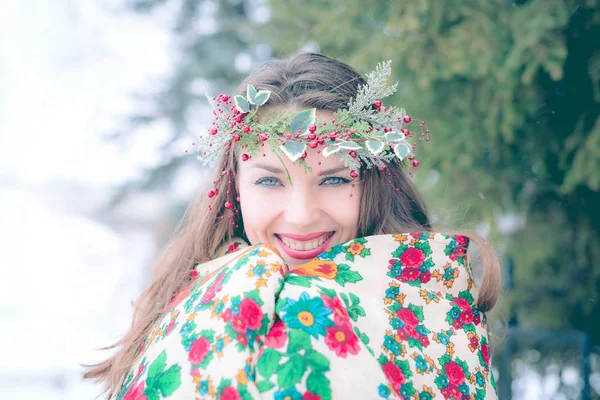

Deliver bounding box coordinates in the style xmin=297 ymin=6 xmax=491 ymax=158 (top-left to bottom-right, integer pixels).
xmin=237 ymin=109 xmax=361 ymax=269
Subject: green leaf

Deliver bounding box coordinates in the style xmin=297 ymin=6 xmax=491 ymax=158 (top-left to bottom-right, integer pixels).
xmin=345 ymin=252 xmax=355 ymax=262
xmin=408 ymin=304 xmax=424 ymax=321
xmin=254 ymin=90 xmax=271 ymax=106
xmin=287 ymin=330 xmax=312 ymax=353
xmin=256 ymin=380 xmax=276 ymax=393
xmin=304 ymin=349 xmax=331 ymax=372
xmin=306 ymin=371 xmax=332 ymax=400
xmin=317 ymin=286 xmax=337 ymax=298
xmin=322 ymin=145 xmax=342 ymax=157
xmin=157 ymin=365 xmax=182 ymax=397
xmin=257 ymin=348 xmax=282 ymax=378
xmin=366 ymin=139 xmax=385 ymax=155
xmin=458 ymin=290 xmax=475 ymax=304
xmin=337 ymin=140 xmax=363 ymax=150
xmin=286 ymin=275 xmax=312 ymax=288
xmin=335 ymin=265 xmax=363 ymax=286
xmin=393 ymin=141 xmax=411 ymax=160
xmin=349 ymin=293 xmax=360 ymax=305
xmin=147 ymin=351 xmax=167 ymax=380
xmin=217 ymin=378 xmax=232 ymax=394
xmin=339 ymin=292 xmax=350 ymax=308
xmin=280 ymin=140 xmax=307 ymax=162
xmin=246 ymin=85 xmax=258 ymax=104
xmin=277 ymin=355 xmax=307 ymax=390
xmin=290 ymin=109 xmax=316 ymax=135
xmin=234 ymin=95 xmax=250 ymax=113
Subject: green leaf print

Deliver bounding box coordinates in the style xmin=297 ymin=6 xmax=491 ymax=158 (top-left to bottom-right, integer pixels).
xmin=306 ymin=371 xmax=332 ymax=400
xmin=334 ymin=264 xmax=363 ymax=287
xmin=316 ymin=286 xmax=337 ymax=298
xmin=277 ymin=355 xmax=307 ymax=390
xmin=244 ymin=289 xmax=264 ymax=306
xmin=257 ymin=348 xmax=282 ymax=378
xmin=345 ymin=252 xmax=355 ymax=262
xmin=304 ymin=349 xmax=331 ymax=372
xmin=286 ymin=275 xmax=312 ymax=288
xmin=407 ymin=304 xmax=424 ymax=322
xmin=414 ymin=240 xmax=432 ymax=256
xmin=256 ymin=380 xmax=276 ymax=392
xmin=144 ymin=351 xmax=182 ymax=399
xmin=217 ymin=378 xmax=233 ymax=394
xmin=458 ymin=290 xmax=475 ymax=304
xmin=287 ymin=330 xmax=312 ymax=353
xmin=391 ymin=244 xmax=408 ymax=258
xmin=463 ymin=323 xmax=476 ymax=333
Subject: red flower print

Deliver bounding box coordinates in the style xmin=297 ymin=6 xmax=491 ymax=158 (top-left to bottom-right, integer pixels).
xmin=460 ymin=310 xmax=474 ymax=325
xmin=449 ymin=252 xmax=458 ymax=261
xmin=322 ymin=295 xmax=351 ymax=326
xmin=222 ymin=309 xmax=232 ymax=322
xmin=188 ymin=337 xmax=210 ymax=364
xmin=221 ymin=386 xmax=242 ymax=400
xmin=123 ymin=381 xmax=147 ymax=400
xmin=421 ymin=271 xmax=431 ymax=283
xmin=201 ymin=286 xmax=216 ymax=304
xmin=265 ymin=320 xmax=287 ymax=349
xmin=382 ymin=361 xmax=405 ymax=392
xmin=469 ymin=335 xmax=479 ymax=350
xmin=324 ymin=324 xmax=360 ymax=357
xmin=303 ymin=392 xmax=321 ymax=400
xmin=397 ymin=308 xmax=419 ymax=327
xmin=440 ymin=386 xmax=451 ymax=398
xmin=473 ymin=313 xmax=481 ymax=325
xmin=240 ymin=298 xmax=262 ymax=330
xmin=456 ymin=235 xmax=468 ymax=245
xmin=237 ymin=333 xmax=248 ymax=347
xmin=482 ymin=343 xmax=490 ymax=365
xmin=452 ymin=319 xmax=463 ymax=330
xmin=453 ymin=297 xmax=471 ymax=311
xmin=227 ymin=243 xmax=240 ymax=253
xmin=231 ymin=315 xmax=248 ymax=333
xmin=170 ymin=284 xmax=191 ymax=307
xmin=400 ymin=247 xmax=426 ymax=268
xmin=445 ymin=361 xmax=466 ymax=385
xmin=397 ymin=328 xmax=408 ymax=341
xmin=448 ymin=384 xmax=461 ymax=399
xmin=456 ymin=246 xmax=466 ymax=257
xmin=401 ymin=267 xmax=420 ymax=281
xmin=189 ymin=269 xmax=199 ymax=281
xmin=419 ymin=335 xmax=430 ymax=347
xmin=166 ymin=320 xmax=175 ymax=335
xmin=406 ymin=325 xmax=419 ymax=339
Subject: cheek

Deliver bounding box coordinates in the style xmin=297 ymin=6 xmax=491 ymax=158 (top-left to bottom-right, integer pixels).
xmin=238 ymin=183 xmax=278 ymax=244
xmin=324 ymin=190 xmax=361 ymax=236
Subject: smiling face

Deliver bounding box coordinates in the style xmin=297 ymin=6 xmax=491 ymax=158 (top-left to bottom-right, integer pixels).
xmin=236 ymin=110 xmax=361 ymax=269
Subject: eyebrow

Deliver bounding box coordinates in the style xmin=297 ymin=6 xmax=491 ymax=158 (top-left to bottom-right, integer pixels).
xmin=251 ymin=164 xmax=350 ymax=176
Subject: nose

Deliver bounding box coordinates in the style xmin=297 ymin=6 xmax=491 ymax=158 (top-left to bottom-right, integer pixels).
xmin=282 ymin=186 xmax=321 ymax=227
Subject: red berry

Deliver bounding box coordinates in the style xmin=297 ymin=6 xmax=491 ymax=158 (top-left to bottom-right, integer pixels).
xmin=328 ymin=132 xmax=337 ymax=139
xmin=209 ymin=128 xmax=218 ymax=135
xmin=349 ymin=150 xmax=357 ymax=159
xmin=412 ymin=160 xmax=420 ymax=167
xmin=242 ymin=125 xmax=250 ymax=133
xmin=259 ymin=133 xmax=268 ymax=141
xmin=242 ymin=154 xmax=250 ymax=161
xmin=309 ymin=141 xmax=318 ymax=149
xmin=224 ymin=201 xmax=233 ymax=209
xmin=317 ymin=137 xmax=325 ymax=144
xmin=374 ymin=101 xmax=382 ymax=109
xmin=308 ymin=133 xmax=316 ymax=140
xmin=300 ymin=151 xmax=307 ymax=159
xmin=233 ymin=134 xmax=241 ymax=142
xmin=207 ymin=190 xmax=216 ymax=198
xmin=350 ymin=170 xmax=359 ymax=178
xmin=384 ymin=126 xmax=392 ymax=132
xmin=308 ymin=124 xmax=317 ymax=133
xmin=403 ymin=116 xmax=412 ymax=123
xmin=221 ymin=95 xmax=230 ymax=102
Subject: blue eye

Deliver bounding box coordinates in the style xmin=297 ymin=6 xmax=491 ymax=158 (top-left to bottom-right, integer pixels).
xmin=254 ymin=177 xmax=281 ymax=187
xmin=321 ymin=176 xmax=350 ymax=187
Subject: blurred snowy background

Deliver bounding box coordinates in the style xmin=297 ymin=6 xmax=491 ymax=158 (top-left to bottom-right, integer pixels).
xmin=1 ymin=1 xmax=599 ymax=399
xmin=0 ymin=1 xmax=177 ymax=398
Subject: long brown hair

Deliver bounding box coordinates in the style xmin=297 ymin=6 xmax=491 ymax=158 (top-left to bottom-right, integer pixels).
xmin=84 ymin=53 xmax=501 ymax=397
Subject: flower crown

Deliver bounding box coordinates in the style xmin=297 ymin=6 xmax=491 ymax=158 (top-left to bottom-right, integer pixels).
xmin=193 ymin=61 xmax=429 ymax=178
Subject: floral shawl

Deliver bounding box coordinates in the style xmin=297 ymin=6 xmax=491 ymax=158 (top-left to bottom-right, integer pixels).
xmin=116 ymin=232 xmax=497 ymax=400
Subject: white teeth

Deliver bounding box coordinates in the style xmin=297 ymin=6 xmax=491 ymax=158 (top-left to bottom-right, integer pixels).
xmin=279 ymin=233 xmax=331 ymax=251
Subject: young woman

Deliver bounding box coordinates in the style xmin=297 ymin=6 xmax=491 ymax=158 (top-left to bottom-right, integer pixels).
xmin=86 ymin=53 xmax=501 ymax=399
